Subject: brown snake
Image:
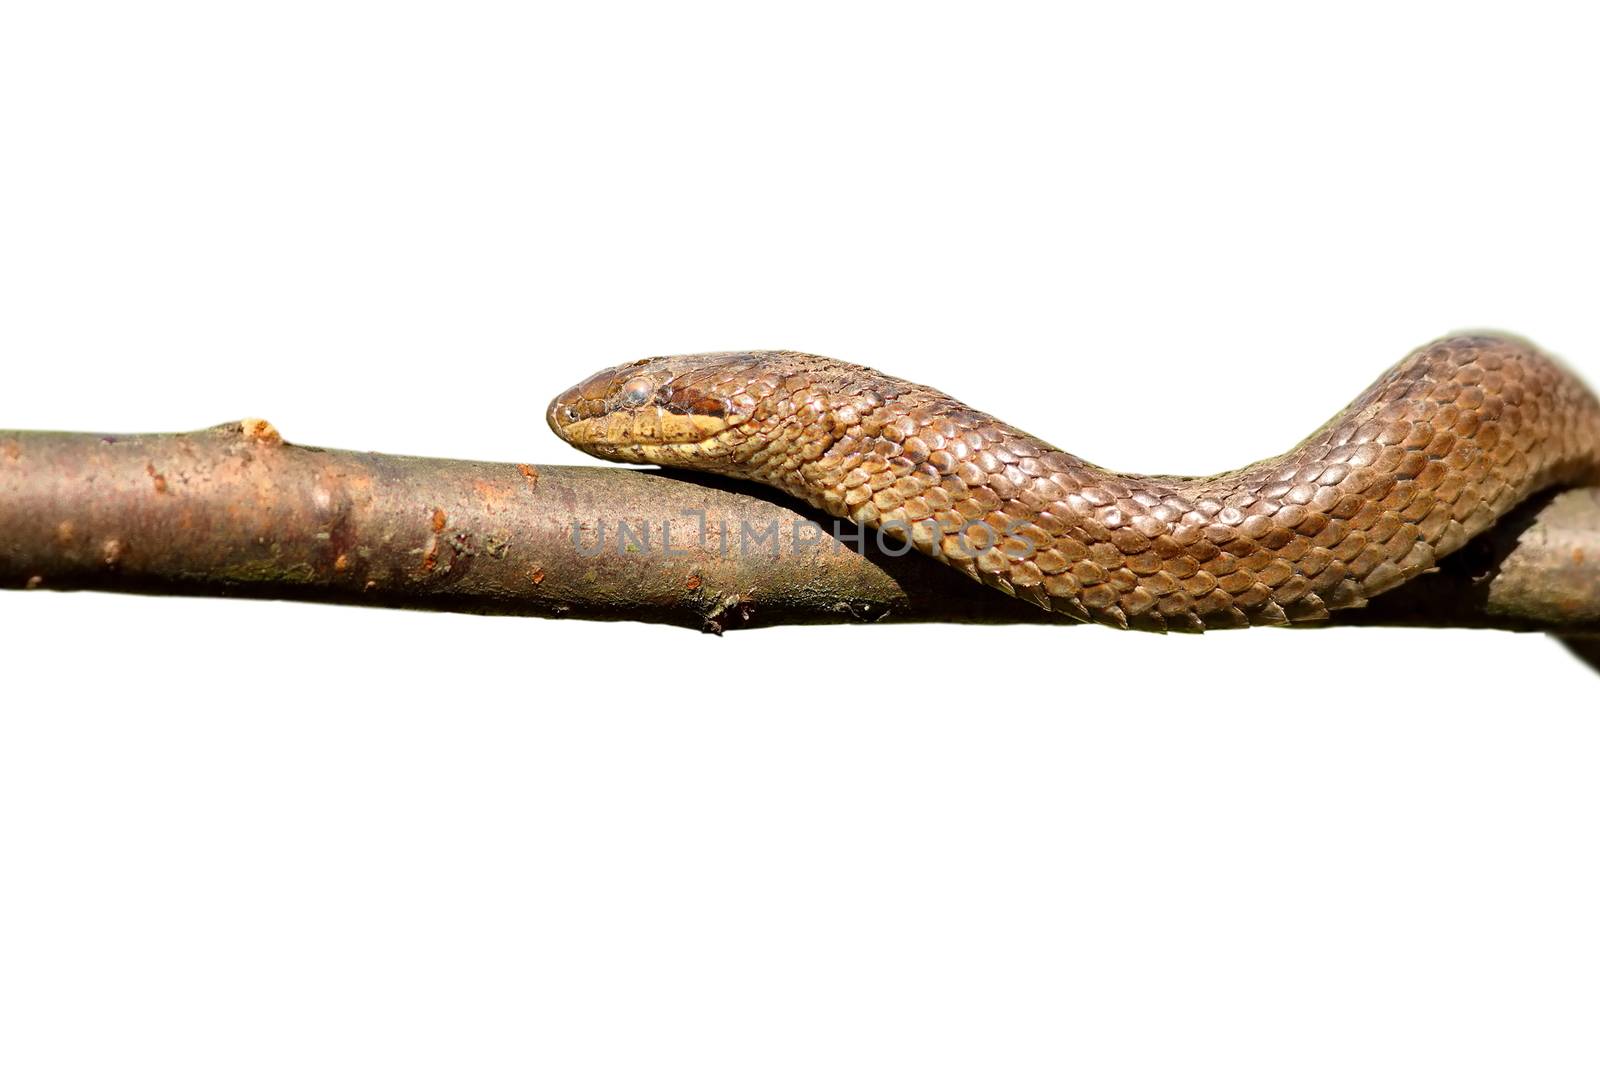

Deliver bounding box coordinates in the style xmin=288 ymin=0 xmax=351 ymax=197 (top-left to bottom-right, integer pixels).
xmin=548 ymin=335 xmax=1600 ymax=631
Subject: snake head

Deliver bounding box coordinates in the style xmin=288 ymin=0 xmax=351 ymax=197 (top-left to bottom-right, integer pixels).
xmin=547 ymin=351 xmax=845 ymax=467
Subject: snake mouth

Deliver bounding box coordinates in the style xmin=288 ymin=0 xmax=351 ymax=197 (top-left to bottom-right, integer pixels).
xmin=551 ymin=407 xmax=732 ymax=448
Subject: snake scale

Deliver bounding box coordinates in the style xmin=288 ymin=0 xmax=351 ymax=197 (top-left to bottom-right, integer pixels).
xmin=549 ymin=335 xmax=1600 ymax=631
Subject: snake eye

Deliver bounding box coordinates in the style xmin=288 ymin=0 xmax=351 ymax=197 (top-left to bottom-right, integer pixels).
xmin=619 ymin=377 xmax=655 ymax=406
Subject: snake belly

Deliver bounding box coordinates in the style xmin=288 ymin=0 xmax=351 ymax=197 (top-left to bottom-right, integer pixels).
xmin=548 ymin=334 xmax=1600 ymax=631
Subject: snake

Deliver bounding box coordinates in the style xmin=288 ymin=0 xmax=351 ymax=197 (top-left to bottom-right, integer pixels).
xmin=547 ymin=334 xmax=1600 ymax=631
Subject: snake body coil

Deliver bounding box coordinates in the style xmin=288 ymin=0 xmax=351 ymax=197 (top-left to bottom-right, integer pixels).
xmin=549 ymin=335 xmax=1600 ymax=631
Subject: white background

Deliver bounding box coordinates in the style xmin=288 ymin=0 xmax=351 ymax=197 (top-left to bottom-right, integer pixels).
xmin=2 ymin=3 xmax=1598 ymax=1064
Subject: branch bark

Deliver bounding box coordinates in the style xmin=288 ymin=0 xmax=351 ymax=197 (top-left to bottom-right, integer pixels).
xmin=2 ymin=423 xmax=1598 ymax=634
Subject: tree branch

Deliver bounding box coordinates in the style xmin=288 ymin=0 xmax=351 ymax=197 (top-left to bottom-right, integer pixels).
xmin=3 ymin=423 xmax=1598 ymax=633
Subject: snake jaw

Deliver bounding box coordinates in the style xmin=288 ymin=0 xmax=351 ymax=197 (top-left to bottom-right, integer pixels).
xmin=549 ymin=409 xmax=738 ymax=465
xmin=548 ymin=351 xmax=805 ymax=466
xmin=546 ymin=384 xmax=741 ymax=465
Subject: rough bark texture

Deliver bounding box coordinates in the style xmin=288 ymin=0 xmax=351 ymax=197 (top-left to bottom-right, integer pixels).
xmin=2 ymin=424 xmax=1598 ymax=634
